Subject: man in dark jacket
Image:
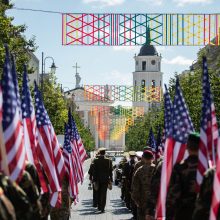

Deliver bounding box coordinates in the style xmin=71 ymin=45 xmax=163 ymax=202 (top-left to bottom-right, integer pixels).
xmin=166 ymin=132 xmax=200 ymax=220
xmin=93 ymin=148 xmax=113 ymax=213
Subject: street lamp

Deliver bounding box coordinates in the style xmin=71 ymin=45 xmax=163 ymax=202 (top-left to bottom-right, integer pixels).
xmin=41 ymin=52 xmax=57 ymax=100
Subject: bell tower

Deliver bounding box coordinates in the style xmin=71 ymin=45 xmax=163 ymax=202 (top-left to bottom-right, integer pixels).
xmin=132 ymin=28 xmax=163 ymax=112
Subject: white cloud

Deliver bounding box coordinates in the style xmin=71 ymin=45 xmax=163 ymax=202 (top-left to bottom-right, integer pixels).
xmin=163 ymin=56 xmax=193 ymax=66
xmin=137 ymin=0 xmax=163 ymax=6
xmin=106 ymin=70 xmax=132 ymax=85
xmin=173 ymin=0 xmax=213 ymax=7
xmin=83 ymin=0 xmax=125 ymax=7
xmin=112 ymin=46 xmax=138 ymax=52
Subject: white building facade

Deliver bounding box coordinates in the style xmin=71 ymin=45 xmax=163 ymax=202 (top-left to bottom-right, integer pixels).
xmin=132 ymin=44 xmax=163 ymax=112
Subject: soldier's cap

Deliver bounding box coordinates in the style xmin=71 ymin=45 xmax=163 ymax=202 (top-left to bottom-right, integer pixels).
xmin=129 ymin=151 xmax=136 ymax=156
xmin=142 ymin=150 xmax=154 ymax=159
xmin=123 ymin=152 xmax=129 ymax=157
xmin=136 ymin=151 xmax=143 ymax=158
xmin=143 ymin=146 xmax=152 ymax=151
xmin=187 ymin=132 xmax=200 ymax=150
xmin=98 ymin=147 xmax=106 ymax=152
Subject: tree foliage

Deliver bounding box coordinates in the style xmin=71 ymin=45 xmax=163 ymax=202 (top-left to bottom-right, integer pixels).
xmin=0 ymin=1 xmax=36 ymax=80
xmin=126 ymin=45 xmax=220 ymax=151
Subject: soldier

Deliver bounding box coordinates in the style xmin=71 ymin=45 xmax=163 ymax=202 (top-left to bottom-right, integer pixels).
xmin=50 ymin=174 xmax=70 ymax=220
xmin=123 ymin=151 xmax=136 ymax=210
xmin=0 ymin=187 xmax=16 ymax=220
xmin=0 ymin=172 xmax=33 ymax=220
xmin=131 ymin=150 xmax=155 ymax=220
xmin=146 ymin=157 xmax=163 ymax=219
xmin=166 ymin=133 xmax=200 ymax=220
xmin=93 ymin=147 xmax=113 ymax=213
xmin=119 ymin=156 xmax=127 ymax=201
xmin=18 ymin=170 xmax=42 ymax=219
xmin=192 ymin=167 xmax=220 ymax=220
xmin=88 ymin=152 xmax=99 ymax=207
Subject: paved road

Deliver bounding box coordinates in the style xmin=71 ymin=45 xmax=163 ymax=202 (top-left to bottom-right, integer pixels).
xmin=70 ymin=159 xmax=133 ymax=220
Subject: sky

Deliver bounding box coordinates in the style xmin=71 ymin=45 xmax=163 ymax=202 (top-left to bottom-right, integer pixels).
xmin=7 ymin=0 xmax=220 ymax=91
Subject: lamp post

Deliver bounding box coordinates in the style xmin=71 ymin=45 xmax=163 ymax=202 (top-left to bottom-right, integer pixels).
xmin=41 ymin=52 xmax=57 ymax=100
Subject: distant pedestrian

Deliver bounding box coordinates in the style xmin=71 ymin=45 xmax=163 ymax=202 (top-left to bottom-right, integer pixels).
xmin=93 ymin=147 xmax=113 ymax=213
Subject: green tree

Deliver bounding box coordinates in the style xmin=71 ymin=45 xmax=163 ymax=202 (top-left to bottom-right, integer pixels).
xmin=0 ymin=1 xmax=36 ymax=80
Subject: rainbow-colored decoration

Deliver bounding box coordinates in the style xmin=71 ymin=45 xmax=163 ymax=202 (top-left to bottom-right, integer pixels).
xmin=62 ymin=13 xmax=220 ymax=46
xmin=84 ymin=85 xmax=162 ymax=102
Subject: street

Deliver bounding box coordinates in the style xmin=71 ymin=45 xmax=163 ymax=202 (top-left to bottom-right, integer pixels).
xmin=70 ymin=159 xmax=133 ymax=220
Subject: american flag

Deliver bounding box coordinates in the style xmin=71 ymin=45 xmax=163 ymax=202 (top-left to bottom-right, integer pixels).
xmin=21 ymin=66 xmax=48 ymax=192
xmin=68 ymin=111 xmax=84 ymax=183
xmin=1 ymin=46 xmax=26 ymax=181
xmin=34 ymin=81 xmax=65 ymax=207
xmin=156 ymin=79 xmax=194 ymax=219
xmin=147 ymin=127 xmax=157 ymax=157
xmin=71 ymin=114 xmax=87 ymax=163
xmin=156 ymin=127 xmax=163 ymax=159
xmin=197 ymin=57 xmax=218 ymax=193
xmin=197 ymin=57 xmax=220 ymax=220
xmin=63 ymin=123 xmax=79 ymax=199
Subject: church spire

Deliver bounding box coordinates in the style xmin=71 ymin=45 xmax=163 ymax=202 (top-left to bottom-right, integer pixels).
xmin=145 ymin=26 xmax=151 ymax=45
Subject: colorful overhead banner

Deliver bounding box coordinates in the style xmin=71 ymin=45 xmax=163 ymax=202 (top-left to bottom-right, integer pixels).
xmin=62 ymin=13 xmax=220 ymax=46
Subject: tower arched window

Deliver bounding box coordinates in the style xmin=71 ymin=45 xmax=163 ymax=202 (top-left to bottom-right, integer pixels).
xmin=142 ymin=61 xmax=146 ymax=71
xmin=152 ymin=80 xmax=156 ymax=87
xmin=141 ymin=80 xmax=145 ymax=87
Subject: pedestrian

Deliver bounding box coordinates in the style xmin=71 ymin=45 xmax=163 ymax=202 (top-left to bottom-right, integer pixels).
xmin=192 ymin=167 xmax=220 ymax=220
xmin=88 ymin=152 xmax=100 ymax=208
xmin=166 ymin=132 xmax=200 ymax=220
xmin=93 ymin=147 xmax=113 ymax=213
xmin=119 ymin=156 xmax=127 ymax=201
xmin=131 ymin=150 xmax=155 ymax=220
xmin=123 ymin=151 xmax=136 ymax=210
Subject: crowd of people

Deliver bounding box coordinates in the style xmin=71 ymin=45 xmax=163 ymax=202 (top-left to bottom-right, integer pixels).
xmin=89 ymin=131 xmax=218 ymax=220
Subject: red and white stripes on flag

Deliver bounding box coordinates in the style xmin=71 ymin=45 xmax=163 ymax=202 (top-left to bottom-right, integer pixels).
xmin=1 ymin=46 xmax=26 ymax=182
xmin=210 ymin=138 xmax=220 ymax=220
xmin=196 ymin=57 xmax=219 ymax=192
xmin=156 ymin=79 xmax=194 ymax=219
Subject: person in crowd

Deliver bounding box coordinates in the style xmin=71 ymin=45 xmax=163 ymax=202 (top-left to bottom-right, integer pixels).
xmin=192 ymin=166 xmax=220 ymax=220
xmin=93 ymin=147 xmax=113 ymax=213
xmin=131 ymin=150 xmax=155 ymax=220
xmin=0 ymin=187 xmax=16 ymax=220
xmin=88 ymin=151 xmax=100 ymax=208
xmin=123 ymin=151 xmax=136 ymax=210
xmin=50 ymin=174 xmax=71 ymax=220
xmin=18 ymin=170 xmax=42 ymax=219
xmin=119 ymin=156 xmax=127 ymax=201
xmin=0 ymin=172 xmax=33 ymax=220
xmin=146 ymin=157 xmax=163 ymax=219
xmin=166 ymin=132 xmax=200 ymax=220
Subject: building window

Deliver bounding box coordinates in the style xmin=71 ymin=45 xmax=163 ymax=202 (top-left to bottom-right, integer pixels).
xmin=136 ymin=61 xmax=138 ymax=66
xmin=151 ymin=60 xmax=156 ymax=65
xmin=142 ymin=61 xmax=146 ymax=71
xmin=141 ymin=80 xmax=145 ymax=87
xmin=135 ymin=80 xmax=137 ymax=87
xmin=152 ymin=80 xmax=156 ymax=87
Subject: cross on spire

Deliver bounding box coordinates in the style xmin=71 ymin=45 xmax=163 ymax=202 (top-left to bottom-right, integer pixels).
xmin=73 ymin=62 xmax=80 ymax=74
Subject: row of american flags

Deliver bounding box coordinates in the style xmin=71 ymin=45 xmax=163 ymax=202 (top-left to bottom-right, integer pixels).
xmin=0 ymin=46 xmax=87 ymax=207
xmin=145 ymin=56 xmax=220 ymax=220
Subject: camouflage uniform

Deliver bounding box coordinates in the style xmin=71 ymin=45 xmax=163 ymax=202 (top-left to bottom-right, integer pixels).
xmin=131 ymin=163 xmax=155 ymax=220
xmin=123 ymin=159 xmax=136 ymax=209
xmin=18 ymin=170 xmax=41 ymax=220
xmin=166 ymin=155 xmax=198 ymax=220
xmin=146 ymin=158 xmax=163 ymax=217
xmin=192 ymin=167 xmax=220 ymax=220
xmin=50 ymin=175 xmax=70 ymax=220
xmin=0 ymin=172 xmax=33 ymax=220
xmin=133 ymin=160 xmax=145 ymax=174
xmin=0 ymin=187 xmax=16 ymax=220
